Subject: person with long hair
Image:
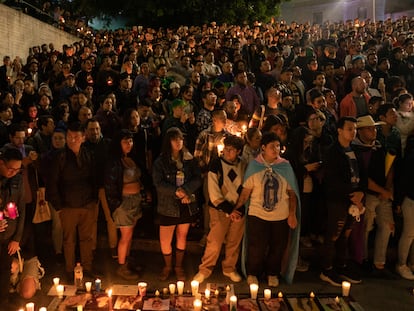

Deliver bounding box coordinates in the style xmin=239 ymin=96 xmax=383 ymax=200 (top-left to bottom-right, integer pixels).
xmin=152 ymin=127 xmax=202 ymax=281
xmin=104 ymin=129 xmax=143 ymax=280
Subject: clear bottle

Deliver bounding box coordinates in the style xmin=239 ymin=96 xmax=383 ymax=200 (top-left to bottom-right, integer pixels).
xmin=74 ymin=262 xmax=83 ymax=289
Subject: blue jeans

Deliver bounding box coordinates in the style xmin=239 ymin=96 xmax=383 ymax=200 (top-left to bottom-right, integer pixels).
xmin=398 ymin=197 xmax=414 ymax=266
xmin=364 ymin=194 xmax=394 ymax=265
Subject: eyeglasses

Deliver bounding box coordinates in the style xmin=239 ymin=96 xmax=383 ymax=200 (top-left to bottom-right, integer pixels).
xmin=3 ymin=162 xmax=22 ymax=173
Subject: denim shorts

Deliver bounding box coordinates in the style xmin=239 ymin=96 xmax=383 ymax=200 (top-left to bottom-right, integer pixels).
xmin=112 ymin=194 xmax=142 ymax=227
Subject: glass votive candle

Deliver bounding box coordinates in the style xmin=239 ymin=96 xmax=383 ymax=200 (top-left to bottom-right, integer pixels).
xmin=77 ymin=305 xmax=83 ymax=311
xmin=264 ymin=289 xmax=271 ymax=300
xmin=230 ymin=295 xmax=237 ymax=311
xmin=169 ymin=283 xmax=176 ymax=295
xmin=205 ymin=289 xmax=210 ymax=299
xmin=25 ymin=303 xmax=35 ymax=311
xmin=250 ymin=283 xmax=258 ymax=299
xmin=138 ymin=282 xmax=147 ymax=297
xmin=342 ymin=281 xmax=351 ymax=297
xmin=193 ymin=298 xmax=202 ymax=311
xmin=56 ymin=284 xmax=64 ymax=298
xmin=39 ymin=308 xmax=47 ymax=311
xmin=177 ymin=281 xmax=184 ymax=295
xmin=85 ymin=281 xmax=92 ymax=292
xmin=53 ymin=277 xmax=60 ymax=287
xmin=191 ymin=280 xmax=199 ymax=296
xmin=95 ymin=279 xmax=101 ymax=293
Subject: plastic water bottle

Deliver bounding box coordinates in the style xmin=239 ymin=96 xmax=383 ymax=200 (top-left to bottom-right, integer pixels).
xmin=74 ymin=262 xmax=83 ymax=289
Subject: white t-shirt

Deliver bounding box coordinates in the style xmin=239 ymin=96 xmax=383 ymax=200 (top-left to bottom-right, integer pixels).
xmin=243 ymin=169 xmax=291 ymax=221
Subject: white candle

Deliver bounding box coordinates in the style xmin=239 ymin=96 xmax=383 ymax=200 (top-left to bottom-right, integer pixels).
xmin=108 ymin=288 xmax=113 ymax=311
xmin=53 ymin=277 xmax=60 ymax=287
xmin=39 ymin=308 xmax=47 ymax=311
xmin=191 ymin=280 xmax=199 ymax=296
xmin=205 ymin=289 xmax=210 ymax=299
xmin=264 ymin=289 xmax=271 ymax=300
xmin=177 ymin=281 xmax=184 ymax=295
xmin=193 ymin=298 xmax=202 ymax=311
xmin=85 ymin=281 xmax=92 ymax=292
xmin=95 ymin=279 xmax=101 ymax=292
xmin=310 ymin=292 xmax=315 ymax=299
xmin=56 ymin=285 xmax=64 ymax=298
xmin=26 ymin=303 xmax=35 ymax=311
xmin=138 ymin=282 xmax=147 ymax=297
xmin=229 ymin=295 xmax=237 ymax=311
xmin=169 ymin=283 xmax=176 ymax=295
xmin=342 ymin=281 xmax=351 ymax=297
xmin=77 ymin=306 xmax=83 ymax=311
xmin=250 ymin=283 xmax=258 ymax=299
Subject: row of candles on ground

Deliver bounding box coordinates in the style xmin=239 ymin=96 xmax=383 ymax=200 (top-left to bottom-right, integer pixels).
xmin=18 ymin=278 xmax=352 ymax=311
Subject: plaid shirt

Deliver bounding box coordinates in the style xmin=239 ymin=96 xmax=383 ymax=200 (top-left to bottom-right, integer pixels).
xmin=193 ymin=127 xmax=230 ymax=172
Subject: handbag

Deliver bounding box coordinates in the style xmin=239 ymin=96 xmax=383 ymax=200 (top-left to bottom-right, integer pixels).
xmin=32 ymin=170 xmax=52 ymax=223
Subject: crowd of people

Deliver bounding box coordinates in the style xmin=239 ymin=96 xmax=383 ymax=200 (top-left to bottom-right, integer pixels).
xmin=2 ymin=14 xmax=414 ymax=304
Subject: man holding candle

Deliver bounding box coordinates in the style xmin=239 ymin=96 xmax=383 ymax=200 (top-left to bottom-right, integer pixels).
xmin=0 ymin=148 xmax=25 ymax=303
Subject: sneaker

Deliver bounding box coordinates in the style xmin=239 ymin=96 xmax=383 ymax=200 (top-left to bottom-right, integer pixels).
xmin=296 ymin=256 xmax=310 ymax=272
xmin=320 ymin=269 xmax=344 ymax=287
xmin=396 ymin=264 xmax=414 ymax=280
xmin=337 ymin=266 xmax=362 ymax=284
xmin=247 ymin=275 xmax=258 ymax=285
xmin=268 ymin=275 xmax=279 ymax=287
xmin=193 ymin=272 xmax=207 ymax=283
xmin=223 ymin=271 xmax=242 ymax=283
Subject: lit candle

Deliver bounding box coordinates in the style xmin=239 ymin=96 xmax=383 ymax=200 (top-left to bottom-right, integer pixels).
xmin=27 ymin=127 xmax=33 ymax=135
xmin=264 ymin=289 xmax=271 ymax=300
xmin=214 ymin=289 xmax=219 ymax=296
xmin=138 ymin=282 xmax=147 ymax=297
xmin=193 ymin=298 xmax=202 ymax=311
xmin=163 ymin=288 xmax=169 ymax=295
xmin=229 ymin=295 xmax=237 ymax=311
xmin=155 ymin=290 xmax=160 ymax=297
xmin=53 ymin=277 xmax=60 ymax=287
xmin=342 ymin=281 xmax=351 ymax=297
xmin=0 ymin=211 xmax=3 ymax=220
xmin=26 ymin=302 xmax=35 ymax=311
xmin=7 ymin=202 xmax=17 ymax=219
xmin=191 ymin=280 xmax=199 ymax=296
xmin=205 ymin=289 xmax=210 ymax=299
xmin=108 ymin=288 xmax=113 ymax=311
xmin=310 ymin=292 xmax=315 ymax=299
xmin=85 ymin=281 xmax=92 ymax=292
xmin=177 ymin=281 xmax=184 ymax=295
xmin=277 ymin=291 xmax=283 ymax=298
xmin=250 ymin=283 xmax=258 ymax=299
xmin=56 ymin=285 xmax=64 ymax=298
xmin=39 ymin=308 xmax=47 ymax=311
xmin=335 ymin=296 xmax=340 ymax=304
xmin=169 ymin=283 xmax=176 ymax=295
xmin=77 ymin=305 xmax=83 ymax=311
xmin=217 ymin=143 xmax=224 ymax=155
xmin=95 ymin=279 xmax=101 ymax=293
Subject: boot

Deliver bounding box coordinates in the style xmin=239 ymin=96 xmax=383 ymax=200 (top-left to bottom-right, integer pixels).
xmin=159 ymin=253 xmax=172 ymax=281
xmin=175 ymin=249 xmax=186 ymax=281
xmin=117 ymin=263 xmax=139 ymax=281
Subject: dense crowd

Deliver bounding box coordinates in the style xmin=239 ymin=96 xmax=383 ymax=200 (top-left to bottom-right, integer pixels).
xmin=1 ymin=15 xmax=414 ymax=304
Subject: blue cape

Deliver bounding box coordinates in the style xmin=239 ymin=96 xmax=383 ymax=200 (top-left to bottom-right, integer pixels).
xmin=241 ymin=158 xmax=301 ymax=284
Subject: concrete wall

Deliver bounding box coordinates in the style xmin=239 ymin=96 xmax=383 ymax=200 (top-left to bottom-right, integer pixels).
xmin=279 ymin=0 xmax=389 ymax=24
xmin=0 ymin=4 xmax=79 ymax=63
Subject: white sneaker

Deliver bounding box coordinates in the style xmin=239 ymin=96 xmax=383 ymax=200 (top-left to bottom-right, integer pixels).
xmin=268 ymin=275 xmax=279 ymax=287
xmin=223 ymin=271 xmax=242 ymax=282
xmin=247 ymin=275 xmax=258 ymax=285
xmin=193 ymin=272 xmax=207 ymax=283
xmin=396 ymin=264 xmax=414 ymax=280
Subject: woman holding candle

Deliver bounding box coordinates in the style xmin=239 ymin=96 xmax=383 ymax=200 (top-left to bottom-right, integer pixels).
xmin=0 ymin=148 xmax=25 ymax=303
xmin=234 ymin=132 xmax=301 ymax=287
xmin=153 ymin=127 xmax=202 ymax=281
xmin=105 ymin=130 xmax=144 ymax=280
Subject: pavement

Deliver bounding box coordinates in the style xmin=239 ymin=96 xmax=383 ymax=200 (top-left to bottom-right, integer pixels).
xmin=4 ymin=217 xmax=414 ymax=311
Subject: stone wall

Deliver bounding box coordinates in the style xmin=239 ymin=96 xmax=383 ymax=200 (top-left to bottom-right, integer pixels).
xmin=0 ymin=4 xmax=79 ymax=63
